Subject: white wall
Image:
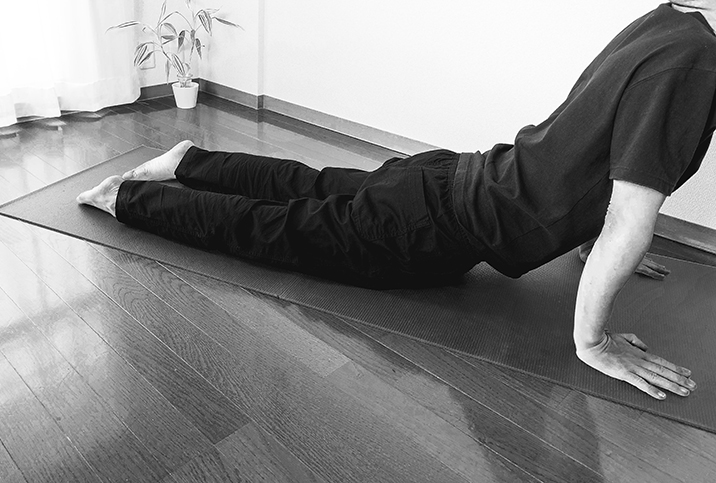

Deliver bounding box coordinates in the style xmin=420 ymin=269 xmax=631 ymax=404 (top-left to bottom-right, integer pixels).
xmin=134 ymin=0 xmax=716 ymax=229
xmin=262 ymin=0 xmax=659 ymax=150
xmin=200 ymin=1 xmax=258 ymax=93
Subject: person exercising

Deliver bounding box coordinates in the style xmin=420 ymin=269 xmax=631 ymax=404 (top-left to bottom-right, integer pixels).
xmin=79 ymin=2 xmax=716 ymax=400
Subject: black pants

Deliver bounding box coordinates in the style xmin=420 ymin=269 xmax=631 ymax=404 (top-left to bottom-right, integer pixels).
xmin=115 ymin=147 xmax=483 ymax=288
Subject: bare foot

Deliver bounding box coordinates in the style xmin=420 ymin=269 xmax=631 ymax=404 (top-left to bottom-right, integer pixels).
xmin=122 ymin=140 xmax=194 ymax=181
xmin=76 ymin=175 xmax=123 ymax=217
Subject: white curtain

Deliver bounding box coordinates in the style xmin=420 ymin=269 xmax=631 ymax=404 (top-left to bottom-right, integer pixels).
xmin=0 ymin=0 xmax=140 ymax=128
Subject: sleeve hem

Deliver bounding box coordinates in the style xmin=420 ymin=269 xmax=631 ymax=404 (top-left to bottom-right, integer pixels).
xmin=610 ymin=167 xmax=673 ymax=196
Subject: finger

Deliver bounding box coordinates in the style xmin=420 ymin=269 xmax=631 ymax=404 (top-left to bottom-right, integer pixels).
xmin=636 ymin=367 xmax=691 ymax=397
xmin=122 ymin=169 xmax=136 ymax=180
xmin=636 ymin=264 xmax=666 ymax=281
xmin=643 ymin=257 xmax=671 ymax=275
xmin=622 ymin=333 xmax=648 ymax=351
xmin=623 ymin=373 xmax=666 ymax=400
xmin=641 ymin=352 xmax=693 ymax=379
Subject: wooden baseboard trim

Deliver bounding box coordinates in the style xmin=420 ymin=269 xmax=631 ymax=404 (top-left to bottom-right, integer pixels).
xmin=655 ymin=213 xmax=716 ymax=255
xmin=259 ymin=95 xmax=439 ymax=156
xmin=198 ymin=79 xmax=260 ymax=110
xmin=139 ymin=83 xmax=173 ymax=100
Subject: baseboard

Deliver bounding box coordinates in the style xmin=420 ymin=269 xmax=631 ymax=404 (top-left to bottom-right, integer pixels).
xmin=140 ymin=80 xmax=716 ymax=254
xmin=259 ymin=96 xmax=439 ymax=156
xmin=198 ymin=79 xmax=260 ymax=110
xmin=139 ymin=83 xmax=173 ymax=101
xmin=655 ymin=214 xmax=716 ymax=256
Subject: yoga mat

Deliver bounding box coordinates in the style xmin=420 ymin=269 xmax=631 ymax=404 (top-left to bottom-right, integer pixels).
xmin=2 ymin=146 xmax=716 ymax=433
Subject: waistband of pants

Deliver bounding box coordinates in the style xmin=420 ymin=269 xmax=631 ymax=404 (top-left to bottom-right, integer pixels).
xmin=449 ymin=152 xmax=491 ymax=258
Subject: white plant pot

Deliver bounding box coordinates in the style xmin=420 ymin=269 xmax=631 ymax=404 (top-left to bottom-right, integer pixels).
xmin=172 ymin=81 xmax=199 ymax=109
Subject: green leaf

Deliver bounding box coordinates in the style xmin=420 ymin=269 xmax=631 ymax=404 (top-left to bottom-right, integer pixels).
xmin=138 ymin=49 xmax=155 ymax=67
xmin=215 ymin=17 xmax=243 ymax=30
xmin=107 ymin=20 xmax=141 ymax=32
xmin=178 ymin=30 xmax=187 ymax=49
xmin=133 ymin=43 xmax=149 ymax=66
xmin=134 ymin=41 xmax=153 ymax=53
xmin=197 ymin=10 xmax=212 ymax=35
xmin=169 ymin=53 xmax=187 ymax=75
xmin=161 ymin=23 xmax=178 ymax=37
xmin=165 ymin=58 xmax=171 ymax=84
xmin=158 ymin=0 xmax=167 ymax=27
xmin=195 ymin=38 xmax=202 ymax=59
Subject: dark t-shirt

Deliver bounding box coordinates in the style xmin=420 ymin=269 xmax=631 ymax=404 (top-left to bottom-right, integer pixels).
xmin=455 ymin=3 xmax=716 ymax=278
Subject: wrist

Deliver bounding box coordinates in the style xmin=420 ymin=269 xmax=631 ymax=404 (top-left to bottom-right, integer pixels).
xmin=574 ymin=328 xmax=609 ymax=351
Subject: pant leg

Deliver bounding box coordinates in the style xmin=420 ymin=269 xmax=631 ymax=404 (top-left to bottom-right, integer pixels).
xmin=116 ymin=149 xmax=480 ymax=288
xmin=116 ymin=180 xmax=389 ymax=285
xmin=176 ymin=146 xmax=371 ymax=201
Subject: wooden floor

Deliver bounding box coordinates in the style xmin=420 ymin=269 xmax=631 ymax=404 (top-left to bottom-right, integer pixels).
xmin=0 ymin=94 xmax=715 ymax=483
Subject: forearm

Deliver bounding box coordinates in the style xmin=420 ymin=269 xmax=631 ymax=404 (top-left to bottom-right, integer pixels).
xmin=574 ymin=226 xmax=651 ymax=348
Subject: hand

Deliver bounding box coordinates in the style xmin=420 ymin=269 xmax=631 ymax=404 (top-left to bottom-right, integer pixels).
xmin=576 ymin=332 xmax=695 ymax=400
xmin=635 ymin=255 xmax=670 ymax=280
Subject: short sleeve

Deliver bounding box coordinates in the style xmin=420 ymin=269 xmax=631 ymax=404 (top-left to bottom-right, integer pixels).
xmin=609 ymin=68 xmax=716 ymax=195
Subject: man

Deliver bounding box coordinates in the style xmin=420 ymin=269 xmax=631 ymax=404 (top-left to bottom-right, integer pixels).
xmin=79 ymin=2 xmax=715 ymax=400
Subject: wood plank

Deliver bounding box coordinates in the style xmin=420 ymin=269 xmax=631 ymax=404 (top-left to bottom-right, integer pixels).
xmin=0 ymin=157 xmax=47 ymax=193
xmin=94 ymin=246 xmax=348 ymax=378
xmin=0 ymin=236 xmax=217 ymax=474
xmin=328 ymin=361 xmax=541 ymax=482
xmin=93 ymin=258 xmax=474 ymax=482
xmin=82 ymin=245 xmax=469 ymax=482
xmin=95 ymin=114 xmax=165 ymax=150
xmin=215 ymin=422 xmax=327 ymax=483
xmin=124 ymin=100 xmax=277 ymax=155
xmin=0 ymin=217 xmax=250 ymax=445
xmin=167 ymin=264 xmax=558 ymax=483
xmin=167 ymin=422 xmax=327 ymax=483
xmin=556 ymin=390 xmax=716 ymax=483
xmin=0 ymin=299 xmax=169 ymax=483
xmin=60 ymin=121 xmax=132 ymax=160
xmin=147 ymin=96 xmax=381 ymax=170
xmin=0 ymin=433 xmax=27 ymax=483
xmin=0 ymin=295 xmax=99 ymax=483
xmin=97 ymin=246 xmax=531 ymax=482
xmin=3 ymin=216 xmax=472 ymax=482
xmin=128 ymin=99 xmax=324 ymax=164
xmin=12 ymin=123 xmax=117 ymax=175
xmin=0 ymin=173 xmax=25 ymax=204
xmin=107 ymin=107 xmax=186 ymax=151
xmin=0 ymin=150 xmax=66 ymax=185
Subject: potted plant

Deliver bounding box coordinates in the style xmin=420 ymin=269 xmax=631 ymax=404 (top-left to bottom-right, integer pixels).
xmin=109 ymin=0 xmax=241 ymax=109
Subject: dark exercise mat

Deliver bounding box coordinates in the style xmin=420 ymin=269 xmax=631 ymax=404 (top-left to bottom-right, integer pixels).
xmin=2 ymin=146 xmax=715 ymax=433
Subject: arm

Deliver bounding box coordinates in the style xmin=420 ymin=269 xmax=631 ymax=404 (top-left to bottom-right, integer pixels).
xmin=574 ymin=180 xmax=695 ymax=399
xmin=579 ymin=238 xmax=670 ymax=280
